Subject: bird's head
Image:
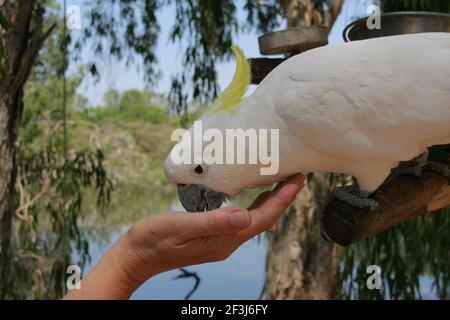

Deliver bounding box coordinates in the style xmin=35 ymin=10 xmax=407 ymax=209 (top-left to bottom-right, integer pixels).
xmin=164 ymin=45 xmax=277 ymax=211
xmin=164 ymin=154 xmax=246 ymax=212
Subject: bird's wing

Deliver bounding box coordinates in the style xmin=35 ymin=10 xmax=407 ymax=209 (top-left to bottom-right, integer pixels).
xmin=262 ymin=33 xmax=450 ymax=162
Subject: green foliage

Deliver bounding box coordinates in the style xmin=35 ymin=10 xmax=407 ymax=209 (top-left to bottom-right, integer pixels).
xmin=70 ymin=1 xmax=284 ymax=114
xmin=22 ymin=66 xmax=83 ymax=145
xmin=103 ymin=89 xmax=120 ymax=110
xmin=118 ymin=89 xmax=168 ymax=123
xmin=8 ymin=145 xmax=113 ymax=299
xmin=70 ymin=88 xmax=179 ymax=226
xmin=3 ymin=12 xmax=114 ymax=298
xmin=118 ymin=89 xmax=150 ymax=112
xmin=338 ymin=145 xmax=450 ymax=299
xmin=337 ymin=0 xmax=450 ymax=300
xmin=9 ymin=91 xmax=114 ymax=298
xmin=86 ymin=89 xmax=169 ymax=124
xmin=85 ymin=105 xmax=121 ymax=123
xmin=339 ymin=208 xmax=450 ymax=299
xmin=73 ymin=0 xmax=161 ymax=82
xmin=243 ymin=0 xmax=283 ymax=33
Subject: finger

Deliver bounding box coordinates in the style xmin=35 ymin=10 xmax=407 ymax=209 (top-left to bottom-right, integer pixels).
xmin=239 ymin=173 xmax=304 ymax=239
xmin=176 ymin=234 xmax=242 ymax=264
xmin=177 ymin=175 xmax=304 ymax=263
xmin=247 ymin=191 xmax=271 ymax=211
xmin=174 ymin=206 xmax=251 ymax=241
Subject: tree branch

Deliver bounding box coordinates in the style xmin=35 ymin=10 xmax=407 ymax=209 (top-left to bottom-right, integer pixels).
xmin=12 ymin=17 xmax=56 ymax=95
xmin=321 ymin=170 xmax=450 ymax=246
xmin=15 ymin=180 xmax=48 ymax=219
xmin=7 ymin=0 xmax=35 ymax=79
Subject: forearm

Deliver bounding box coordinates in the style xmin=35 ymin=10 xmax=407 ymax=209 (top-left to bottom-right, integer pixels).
xmin=64 ymin=233 xmax=146 ymax=300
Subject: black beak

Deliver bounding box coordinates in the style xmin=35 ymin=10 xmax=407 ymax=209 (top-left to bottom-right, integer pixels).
xmin=177 ymin=184 xmax=227 ymax=212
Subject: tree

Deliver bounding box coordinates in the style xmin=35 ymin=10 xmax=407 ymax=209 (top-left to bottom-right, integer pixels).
xmin=118 ymin=89 xmax=150 ymax=113
xmin=0 ymin=1 xmax=113 ymax=298
xmin=0 ymin=1 xmax=56 ymax=297
xmin=103 ymin=89 xmax=120 ymax=110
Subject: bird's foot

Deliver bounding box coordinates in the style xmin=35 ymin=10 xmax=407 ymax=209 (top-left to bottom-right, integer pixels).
xmin=334 ymin=185 xmax=382 ymax=214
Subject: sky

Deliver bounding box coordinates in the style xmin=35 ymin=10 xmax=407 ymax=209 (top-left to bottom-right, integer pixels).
xmin=63 ymin=0 xmax=376 ymax=106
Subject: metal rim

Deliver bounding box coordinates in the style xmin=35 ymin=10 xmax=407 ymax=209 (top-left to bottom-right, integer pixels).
xmin=342 ymin=11 xmax=450 ymax=42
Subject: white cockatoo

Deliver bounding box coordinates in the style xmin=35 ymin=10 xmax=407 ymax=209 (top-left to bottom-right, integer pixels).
xmin=164 ymin=33 xmax=450 ymax=212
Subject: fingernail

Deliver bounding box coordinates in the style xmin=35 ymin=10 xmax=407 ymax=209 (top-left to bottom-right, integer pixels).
xmin=230 ymin=209 xmax=250 ymax=228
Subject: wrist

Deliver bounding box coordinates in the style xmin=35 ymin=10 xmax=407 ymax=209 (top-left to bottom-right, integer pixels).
xmin=100 ymin=236 xmax=143 ymax=298
xmin=64 ymin=230 xmax=152 ymax=300
xmin=109 ymin=230 xmax=157 ymax=292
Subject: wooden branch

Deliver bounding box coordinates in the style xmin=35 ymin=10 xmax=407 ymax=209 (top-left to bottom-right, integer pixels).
xmin=249 ymin=58 xmax=285 ymax=84
xmin=321 ymin=170 xmax=450 ymax=246
xmin=15 ymin=174 xmax=48 ymax=219
xmin=15 ymin=187 xmax=47 ymax=217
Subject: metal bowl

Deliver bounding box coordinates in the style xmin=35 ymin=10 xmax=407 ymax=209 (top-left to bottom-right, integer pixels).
xmin=343 ymin=11 xmax=450 ymax=42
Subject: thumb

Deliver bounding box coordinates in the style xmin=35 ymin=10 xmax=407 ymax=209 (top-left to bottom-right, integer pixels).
xmin=179 ymin=206 xmax=251 ymax=239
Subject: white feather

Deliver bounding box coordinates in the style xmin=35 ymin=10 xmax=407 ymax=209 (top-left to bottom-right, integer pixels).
xmin=166 ymin=33 xmax=450 ymax=194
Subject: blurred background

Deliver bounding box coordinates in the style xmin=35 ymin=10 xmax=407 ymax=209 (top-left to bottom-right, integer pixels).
xmin=0 ymin=0 xmax=449 ymax=300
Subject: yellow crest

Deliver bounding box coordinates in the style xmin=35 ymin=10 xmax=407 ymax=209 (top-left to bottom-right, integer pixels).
xmin=209 ymin=45 xmax=251 ymax=113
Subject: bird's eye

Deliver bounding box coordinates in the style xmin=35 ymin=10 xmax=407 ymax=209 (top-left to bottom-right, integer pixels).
xmin=193 ymin=164 xmax=205 ymax=175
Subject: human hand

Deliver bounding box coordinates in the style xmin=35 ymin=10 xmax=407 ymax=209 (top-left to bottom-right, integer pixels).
xmin=64 ymin=173 xmax=304 ymax=299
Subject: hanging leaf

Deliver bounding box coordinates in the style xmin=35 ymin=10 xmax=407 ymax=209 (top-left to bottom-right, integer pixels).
xmin=89 ymin=63 xmax=97 ymax=76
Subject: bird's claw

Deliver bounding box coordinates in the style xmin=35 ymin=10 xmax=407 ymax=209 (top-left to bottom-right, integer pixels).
xmin=334 ymin=185 xmax=383 ymax=215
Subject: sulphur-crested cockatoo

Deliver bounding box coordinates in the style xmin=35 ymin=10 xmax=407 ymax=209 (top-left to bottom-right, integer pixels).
xmin=164 ymin=33 xmax=450 ymax=212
